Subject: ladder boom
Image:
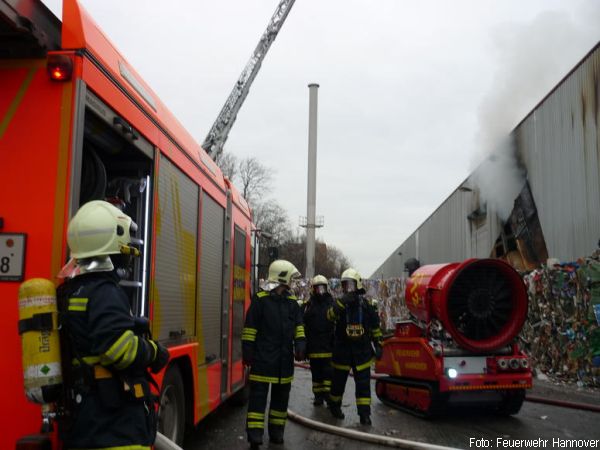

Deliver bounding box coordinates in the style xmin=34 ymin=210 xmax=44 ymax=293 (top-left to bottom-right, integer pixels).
xmin=203 ymin=0 xmax=296 ymax=159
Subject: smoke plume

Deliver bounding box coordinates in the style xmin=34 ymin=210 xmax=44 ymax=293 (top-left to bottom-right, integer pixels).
xmin=473 ymin=4 xmax=600 ymax=221
xmin=472 ymin=136 xmax=525 ymax=222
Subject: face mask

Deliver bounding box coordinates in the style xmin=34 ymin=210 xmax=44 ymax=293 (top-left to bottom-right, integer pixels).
xmin=342 ymin=280 xmax=356 ymax=293
xmin=111 ymin=254 xmax=133 ymax=279
xmin=314 ymin=285 xmax=327 ymax=295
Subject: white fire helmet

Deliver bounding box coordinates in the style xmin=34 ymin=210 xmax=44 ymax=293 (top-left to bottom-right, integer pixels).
xmin=311 ymin=274 xmax=328 ymax=295
xmin=267 ymin=259 xmax=301 ymax=288
xmin=341 ymin=268 xmax=363 ymax=292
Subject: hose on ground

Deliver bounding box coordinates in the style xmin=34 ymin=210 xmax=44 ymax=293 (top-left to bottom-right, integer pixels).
xmin=287 ymin=409 xmax=461 ymax=450
xmin=154 ymin=432 xmax=183 ymax=450
xmin=525 ymin=395 xmax=600 ymax=413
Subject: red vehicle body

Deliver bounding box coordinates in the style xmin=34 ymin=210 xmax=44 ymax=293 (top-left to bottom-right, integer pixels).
xmin=375 ymin=259 xmax=532 ymax=416
xmin=1 ymin=1 xmax=254 ymax=447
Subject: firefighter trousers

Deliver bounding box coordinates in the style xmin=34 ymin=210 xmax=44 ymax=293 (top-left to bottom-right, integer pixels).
xmin=329 ymin=362 xmax=372 ymax=416
xmin=246 ymin=380 xmax=291 ymax=443
xmin=309 ymin=357 xmax=333 ymax=399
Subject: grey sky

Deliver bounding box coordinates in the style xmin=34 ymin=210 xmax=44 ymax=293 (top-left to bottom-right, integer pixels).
xmin=44 ymin=1 xmax=600 ymax=277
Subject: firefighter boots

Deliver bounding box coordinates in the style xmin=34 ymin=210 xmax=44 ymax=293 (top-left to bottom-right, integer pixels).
xmin=270 ymin=434 xmax=284 ymax=445
xmin=359 ymin=413 xmax=372 ymax=425
xmin=247 ymin=429 xmax=263 ymax=449
xmin=313 ymin=393 xmax=326 ymax=406
xmin=329 ymin=404 xmax=345 ymax=419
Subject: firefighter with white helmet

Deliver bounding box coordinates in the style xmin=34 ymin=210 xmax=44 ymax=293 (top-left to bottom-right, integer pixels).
xmin=302 ymin=274 xmax=335 ymax=406
xmin=57 ymin=200 xmax=169 ymax=449
xmin=242 ymin=260 xmax=306 ymax=448
xmin=326 ymin=268 xmax=382 ymax=425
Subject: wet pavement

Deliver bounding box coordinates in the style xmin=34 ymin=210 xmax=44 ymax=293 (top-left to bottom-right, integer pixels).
xmin=184 ymin=367 xmax=600 ymax=450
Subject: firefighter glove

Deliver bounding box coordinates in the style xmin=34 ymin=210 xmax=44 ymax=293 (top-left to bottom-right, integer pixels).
xmin=294 ymin=340 xmax=306 ymax=361
xmin=295 ymin=349 xmax=306 ymax=362
xmin=242 ymin=347 xmax=254 ymax=367
xmin=149 ymin=340 xmax=170 ymax=373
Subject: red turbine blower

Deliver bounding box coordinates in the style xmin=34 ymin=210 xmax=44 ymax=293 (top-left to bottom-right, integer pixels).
xmin=375 ymin=258 xmax=532 ymax=417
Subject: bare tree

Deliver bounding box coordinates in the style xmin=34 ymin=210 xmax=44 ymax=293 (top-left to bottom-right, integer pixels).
xmin=278 ymin=235 xmax=353 ymax=279
xmin=253 ymin=200 xmax=293 ymax=245
xmin=323 ymin=245 xmax=352 ymax=278
xmin=238 ymin=157 xmax=273 ymax=205
xmin=252 ymin=199 xmax=294 ymax=279
xmin=215 ymin=151 xmax=238 ymax=181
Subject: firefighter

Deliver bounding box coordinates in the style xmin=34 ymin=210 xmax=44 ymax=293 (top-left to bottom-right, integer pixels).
xmin=327 ymin=268 xmax=383 ymax=425
xmin=57 ymin=200 xmax=169 ymax=450
xmin=242 ymin=260 xmax=306 ymax=449
xmin=302 ymin=274 xmax=335 ymax=406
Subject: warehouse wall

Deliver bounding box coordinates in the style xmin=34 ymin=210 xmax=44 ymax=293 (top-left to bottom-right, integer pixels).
xmin=372 ymin=43 xmax=600 ymax=279
xmin=516 ymin=44 xmax=600 ymax=262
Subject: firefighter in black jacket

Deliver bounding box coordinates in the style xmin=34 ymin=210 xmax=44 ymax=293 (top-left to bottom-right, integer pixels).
xmin=327 ymin=268 xmax=383 ymax=425
xmin=242 ymin=260 xmax=306 ymax=448
xmin=58 ymin=201 xmax=169 ymax=449
xmin=302 ymin=274 xmax=335 ymax=406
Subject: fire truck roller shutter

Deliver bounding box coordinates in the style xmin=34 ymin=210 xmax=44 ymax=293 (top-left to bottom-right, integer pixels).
xmin=153 ymin=156 xmax=198 ymax=342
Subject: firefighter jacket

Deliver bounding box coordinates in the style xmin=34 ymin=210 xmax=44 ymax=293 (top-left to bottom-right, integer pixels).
xmin=327 ymin=293 xmax=383 ymax=369
xmin=302 ymin=293 xmax=335 ymax=359
xmin=58 ymin=271 xmax=159 ymax=449
xmin=242 ymin=289 xmax=306 ymax=384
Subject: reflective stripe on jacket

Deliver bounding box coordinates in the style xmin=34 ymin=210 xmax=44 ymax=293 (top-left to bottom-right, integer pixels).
xmin=242 ymin=289 xmax=306 ymax=383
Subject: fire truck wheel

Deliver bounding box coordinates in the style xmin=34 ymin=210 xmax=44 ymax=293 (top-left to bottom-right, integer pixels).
xmin=496 ymin=389 xmax=526 ymax=416
xmin=158 ymin=365 xmax=186 ymax=446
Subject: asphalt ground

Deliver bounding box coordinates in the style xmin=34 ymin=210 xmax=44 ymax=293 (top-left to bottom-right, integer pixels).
xmin=184 ymin=367 xmax=600 ymax=450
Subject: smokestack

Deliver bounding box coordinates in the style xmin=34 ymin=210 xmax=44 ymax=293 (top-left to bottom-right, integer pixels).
xmin=305 ymin=83 xmax=319 ymax=279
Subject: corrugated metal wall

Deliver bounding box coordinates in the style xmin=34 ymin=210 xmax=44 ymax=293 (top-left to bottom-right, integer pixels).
xmin=371 ymin=44 xmax=600 ymax=278
xmin=153 ymin=156 xmax=198 ymax=341
xmin=372 ymin=182 xmax=499 ymax=278
xmin=517 ymin=48 xmax=600 ymax=261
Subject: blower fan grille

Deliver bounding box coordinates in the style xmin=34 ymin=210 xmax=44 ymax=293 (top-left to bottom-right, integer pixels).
xmin=447 ymin=264 xmax=513 ymax=342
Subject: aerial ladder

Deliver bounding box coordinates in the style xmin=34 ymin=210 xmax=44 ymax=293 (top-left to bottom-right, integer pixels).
xmin=202 ymin=0 xmax=296 ymax=160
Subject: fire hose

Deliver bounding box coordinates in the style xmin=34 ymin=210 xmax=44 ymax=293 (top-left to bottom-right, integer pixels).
xmin=154 ymin=432 xmax=183 ymax=450
xmin=286 ymin=409 xmax=461 ymax=450
xmin=290 ymin=363 xmax=598 ymax=449
xmin=524 ymin=395 xmax=600 ymax=413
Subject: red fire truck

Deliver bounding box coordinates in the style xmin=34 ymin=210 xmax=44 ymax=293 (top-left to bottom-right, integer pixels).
xmin=1 ymin=1 xmax=256 ymax=447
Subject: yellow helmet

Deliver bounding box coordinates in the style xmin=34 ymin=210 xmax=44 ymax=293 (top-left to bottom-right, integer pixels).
xmin=311 ymin=274 xmax=328 ymax=295
xmin=267 ymin=260 xmax=301 ymax=287
xmin=67 ymin=200 xmax=136 ymax=259
xmin=341 ymin=268 xmax=363 ymax=291
xmin=311 ymin=274 xmax=328 ymax=286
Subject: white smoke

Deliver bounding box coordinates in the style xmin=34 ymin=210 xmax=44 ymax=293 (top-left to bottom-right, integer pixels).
xmin=472 ymin=4 xmax=600 ymax=221
xmin=472 ymin=136 xmax=525 ymax=222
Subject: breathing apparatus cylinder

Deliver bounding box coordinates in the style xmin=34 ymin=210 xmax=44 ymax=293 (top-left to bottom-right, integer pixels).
xmin=18 ymin=278 xmax=63 ymax=404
